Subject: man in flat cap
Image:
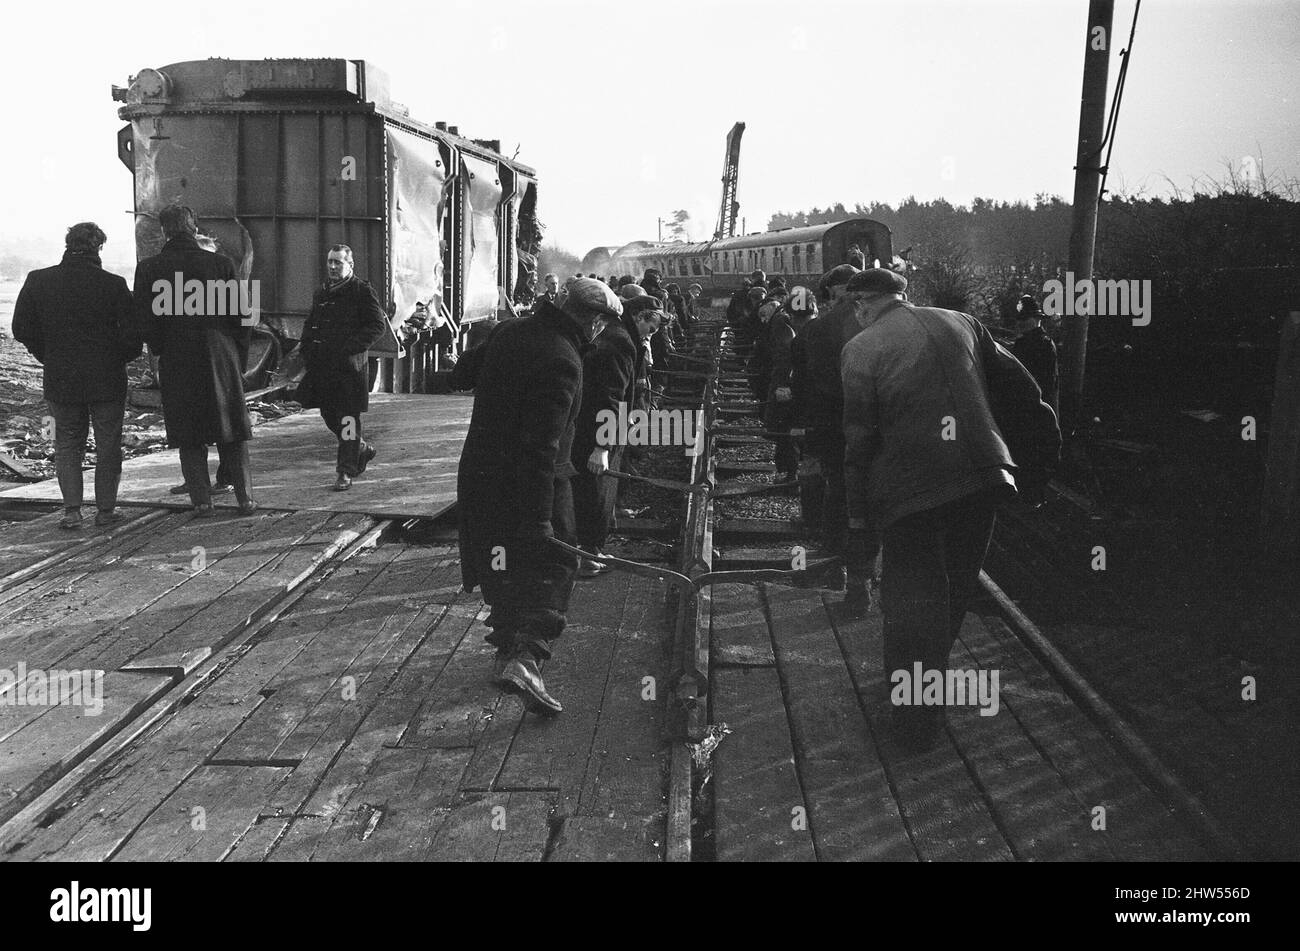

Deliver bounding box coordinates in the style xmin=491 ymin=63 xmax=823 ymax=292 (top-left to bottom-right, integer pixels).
xmin=840 ymin=271 xmax=1059 ymax=749
xmin=453 ymin=277 xmax=624 ymax=714
xmin=1011 ymin=294 xmax=1058 ymax=415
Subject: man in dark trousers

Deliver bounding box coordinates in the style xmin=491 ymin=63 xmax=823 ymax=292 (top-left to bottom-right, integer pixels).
xmin=452 ymin=277 xmax=624 ymax=714
xmin=571 ymin=301 xmax=662 ymax=577
xmin=801 ymin=262 xmax=863 ymax=595
xmin=12 ymin=222 xmax=141 ymax=529
xmin=296 ymin=245 xmax=388 ymax=491
xmin=841 ymin=273 xmax=1059 ymax=749
xmin=1011 ymin=294 xmax=1058 ymax=414
xmin=764 ymin=285 xmax=817 ymax=484
xmin=134 ymin=205 xmax=256 ymax=516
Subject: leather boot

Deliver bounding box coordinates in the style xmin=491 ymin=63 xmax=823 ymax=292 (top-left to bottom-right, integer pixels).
xmin=501 ymin=653 xmax=563 ymax=714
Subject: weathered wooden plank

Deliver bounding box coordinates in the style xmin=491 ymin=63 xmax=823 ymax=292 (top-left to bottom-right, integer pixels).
xmin=223 ymin=818 xmax=290 ymax=862
xmin=0 ymin=395 xmax=475 ymax=520
xmin=575 ymin=573 xmax=671 ymax=824
xmin=427 ymin=791 xmax=555 ymax=862
xmin=211 ymin=545 xmax=407 ymax=760
xmin=3 ymin=632 xmax=316 ymax=861
xmin=260 ymin=604 xmax=443 ymax=815
xmin=960 ymin=613 xmax=1208 ymax=861
xmin=711 ymin=666 xmax=816 ymax=861
xmin=493 ymin=575 xmax=631 ymax=810
xmin=109 ymin=510 xmax=341 ymax=672
xmin=110 ymin=765 xmax=293 ymax=861
xmin=546 ymin=815 xmax=661 ymax=862
xmin=820 ymin=593 xmax=1012 ymax=862
xmin=270 ymin=748 xmax=469 ymax=861
xmin=0 ymin=670 xmax=174 ymax=826
xmin=945 ymin=617 xmax=1117 ymax=861
xmin=710 ymin=582 xmax=773 ymax=666
xmin=764 ymin=585 xmax=914 ymax=862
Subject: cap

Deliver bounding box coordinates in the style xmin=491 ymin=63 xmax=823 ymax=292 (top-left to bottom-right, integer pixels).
xmin=618 ymin=284 xmax=648 ymax=300
xmin=562 ymin=277 xmax=624 ymax=318
xmin=845 ymin=267 xmax=908 ymax=296
xmin=818 ymin=264 xmax=860 ymax=297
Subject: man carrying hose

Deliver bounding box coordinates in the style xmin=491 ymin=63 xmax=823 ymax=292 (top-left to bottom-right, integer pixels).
xmin=452 ymin=277 xmax=624 ymax=714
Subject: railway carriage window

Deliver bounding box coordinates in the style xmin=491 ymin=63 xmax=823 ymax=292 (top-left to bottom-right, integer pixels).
xmin=793 ymin=246 xmax=802 ymax=272
xmin=692 ymin=258 xmax=702 ymax=276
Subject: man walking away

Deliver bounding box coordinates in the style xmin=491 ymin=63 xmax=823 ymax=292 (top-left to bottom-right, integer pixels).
xmin=134 ymin=204 xmax=256 ymax=516
xmin=12 ymin=222 xmax=141 ymax=529
xmin=454 ymin=277 xmax=624 ymax=714
xmin=841 ymin=273 xmax=1059 ymax=749
xmin=296 ymin=245 xmax=388 ymax=491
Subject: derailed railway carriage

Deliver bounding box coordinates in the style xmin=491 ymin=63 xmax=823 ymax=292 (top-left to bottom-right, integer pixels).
xmin=590 ymin=218 xmax=895 ymax=298
xmin=114 ymin=57 xmax=539 ymax=392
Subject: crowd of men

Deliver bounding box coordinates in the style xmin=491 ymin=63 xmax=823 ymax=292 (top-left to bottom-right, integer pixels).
xmin=723 ymin=262 xmax=1061 ymax=747
xmin=11 ymin=207 xmax=389 ymax=530
xmin=13 ymin=216 xmax=1061 ymax=747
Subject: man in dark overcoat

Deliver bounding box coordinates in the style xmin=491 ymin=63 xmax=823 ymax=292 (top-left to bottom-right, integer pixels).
xmin=133 ymin=204 xmax=256 ymax=515
xmin=296 ymin=245 xmax=389 ymax=491
xmin=451 ymin=278 xmax=623 ymax=714
xmin=571 ymin=302 xmax=662 ymax=576
xmin=12 ymin=222 xmax=141 ymax=529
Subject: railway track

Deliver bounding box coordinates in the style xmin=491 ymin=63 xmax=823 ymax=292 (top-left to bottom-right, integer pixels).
xmin=572 ymin=312 xmax=1244 ymax=861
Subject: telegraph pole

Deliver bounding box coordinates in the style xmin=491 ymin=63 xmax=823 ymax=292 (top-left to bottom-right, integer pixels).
xmin=1060 ymin=0 xmax=1115 ymax=436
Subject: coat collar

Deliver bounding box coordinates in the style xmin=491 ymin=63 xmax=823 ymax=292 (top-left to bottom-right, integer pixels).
xmin=60 ymin=249 xmax=102 ymax=268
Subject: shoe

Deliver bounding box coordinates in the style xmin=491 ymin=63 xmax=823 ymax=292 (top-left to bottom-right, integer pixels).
xmin=193 ymin=503 xmax=215 ymax=518
xmin=333 ymin=474 xmax=352 ymax=492
xmin=169 ymin=482 xmax=190 ymax=495
xmin=95 ymin=510 xmax=126 ymax=528
xmin=500 ymin=655 xmax=563 ymax=714
xmin=237 ymin=500 xmax=259 ymax=516
xmin=59 ymin=509 xmax=83 ymax=530
xmin=578 ymin=555 xmax=611 ymax=578
xmin=358 ymin=444 xmax=377 ymax=474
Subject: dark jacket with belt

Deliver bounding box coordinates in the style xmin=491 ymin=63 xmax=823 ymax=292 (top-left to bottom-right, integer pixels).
xmin=454 ymin=299 xmax=589 ymax=600
xmin=133 ymin=234 xmax=251 ymax=447
xmin=297 ymin=275 xmax=387 ymax=413
xmin=12 ymin=250 xmax=141 ymax=404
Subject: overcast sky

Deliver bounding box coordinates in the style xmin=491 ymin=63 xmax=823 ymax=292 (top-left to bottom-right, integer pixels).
xmin=0 ymin=0 xmax=1295 ymax=264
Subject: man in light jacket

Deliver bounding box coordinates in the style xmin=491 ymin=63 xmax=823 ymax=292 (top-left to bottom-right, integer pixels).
xmin=841 ymin=269 xmax=1059 ymax=748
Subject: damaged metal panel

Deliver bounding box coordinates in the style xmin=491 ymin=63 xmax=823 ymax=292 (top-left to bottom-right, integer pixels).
xmin=460 ymin=154 xmax=503 ymax=324
xmin=387 ymin=127 xmax=448 ymax=335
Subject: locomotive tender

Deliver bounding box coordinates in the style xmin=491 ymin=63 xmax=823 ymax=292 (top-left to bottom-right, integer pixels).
xmin=113 ymin=57 xmax=539 ymax=392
